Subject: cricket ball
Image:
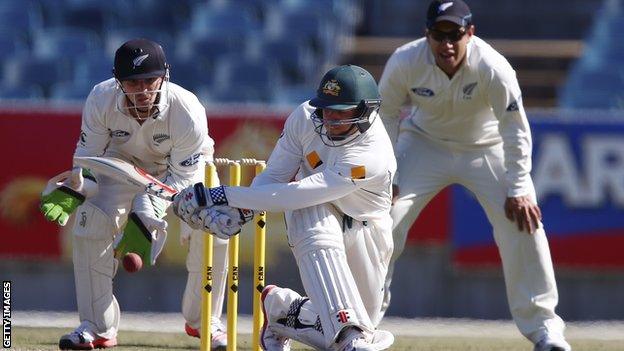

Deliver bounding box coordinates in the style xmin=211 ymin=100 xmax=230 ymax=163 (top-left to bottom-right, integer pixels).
xmin=122 ymin=252 xmax=143 ymax=273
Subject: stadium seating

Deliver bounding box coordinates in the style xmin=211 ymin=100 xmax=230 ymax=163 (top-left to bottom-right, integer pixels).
xmin=558 ymin=0 xmax=624 ymax=110
xmin=0 ymin=0 xmax=356 ymax=104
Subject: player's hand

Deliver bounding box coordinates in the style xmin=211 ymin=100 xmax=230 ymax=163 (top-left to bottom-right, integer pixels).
xmin=172 ymin=183 xmax=229 ymax=226
xmin=40 ymin=167 xmax=98 ymax=226
xmin=197 ymin=205 xmax=254 ymax=240
xmin=504 ymin=196 xmax=542 ymax=234
xmin=116 ymin=211 xmax=168 ymax=266
xmin=392 ymin=184 xmax=400 ymax=203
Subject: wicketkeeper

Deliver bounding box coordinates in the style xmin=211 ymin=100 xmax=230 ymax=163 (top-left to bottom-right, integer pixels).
xmin=40 ymin=38 xmax=230 ymax=350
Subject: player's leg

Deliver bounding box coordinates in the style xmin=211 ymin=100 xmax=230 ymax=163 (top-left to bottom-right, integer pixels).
xmin=182 ymin=222 xmax=229 ymax=349
xmin=381 ymin=132 xmax=451 ymax=316
xmin=262 ymin=204 xmax=393 ymax=350
xmin=60 ymin=183 xmax=132 ymax=350
xmin=343 ymin=216 xmax=392 ymax=327
xmin=462 ymin=144 xmax=568 ymax=349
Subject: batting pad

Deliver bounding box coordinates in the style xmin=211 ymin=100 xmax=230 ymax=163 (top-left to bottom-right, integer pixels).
xmin=297 ymin=247 xmax=374 ymax=346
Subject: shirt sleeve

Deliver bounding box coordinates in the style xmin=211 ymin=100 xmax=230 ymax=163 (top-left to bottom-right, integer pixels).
xmin=164 ymin=101 xmax=208 ymax=191
xmin=74 ymin=89 xmax=110 ymax=158
xmin=225 ymin=167 xmax=360 ymax=212
xmin=487 ymin=65 xmax=533 ymax=197
xmin=379 ymin=50 xmax=409 ymax=145
xmin=251 ymin=107 xmax=304 ymax=186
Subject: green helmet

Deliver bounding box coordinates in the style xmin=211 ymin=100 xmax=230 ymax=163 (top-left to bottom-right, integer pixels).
xmin=309 ymin=64 xmax=381 ymax=146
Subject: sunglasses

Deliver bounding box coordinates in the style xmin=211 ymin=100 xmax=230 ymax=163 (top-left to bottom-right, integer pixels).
xmin=428 ymin=28 xmax=467 ymax=43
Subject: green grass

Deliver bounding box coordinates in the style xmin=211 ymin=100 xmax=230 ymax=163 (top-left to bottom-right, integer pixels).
xmin=9 ymin=327 xmax=623 ymax=350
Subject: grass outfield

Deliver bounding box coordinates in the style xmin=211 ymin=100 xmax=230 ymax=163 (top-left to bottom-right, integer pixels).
xmin=9 ymin=327 xmax=624 ymax=351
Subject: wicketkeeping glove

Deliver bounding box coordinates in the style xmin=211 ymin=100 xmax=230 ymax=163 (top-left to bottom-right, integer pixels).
xmin=40 ymin=167 xmax=98 ymax=226
xmin=197 ymin=205 xmax=255 ymax=240
xmin=172 ymin=183 xmax=229 ymax=228
xmin=115 ymin=193 xmax=168 ymax=266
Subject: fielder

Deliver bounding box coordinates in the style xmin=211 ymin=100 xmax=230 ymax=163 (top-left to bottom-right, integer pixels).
xmin=378 ymin=1 xmax=570 ymax=351
xmin=174 ymin=65 xmax=396 ymax=350
xmin=39 ymin=38 xmax=230 ymax=350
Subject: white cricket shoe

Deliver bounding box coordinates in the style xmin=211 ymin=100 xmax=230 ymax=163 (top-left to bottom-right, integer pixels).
xmin=261 ymin=285 xmax=292 ymax=351
xmin=339 ymin=328 xmax=394 ymax=351
xmin=184 ymin=317 xmax=228 ymax=351
xmin=58 ymin=325 xmax=117 ymax=350
xmin=534 ymin=334 xmax=572 ymax=351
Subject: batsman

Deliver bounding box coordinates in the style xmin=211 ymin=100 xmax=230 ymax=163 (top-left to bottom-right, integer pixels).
xmin=175 ymin=65 xmax=396 ymax=351
xmin=39 ymin=39 xmax=231 ymax=350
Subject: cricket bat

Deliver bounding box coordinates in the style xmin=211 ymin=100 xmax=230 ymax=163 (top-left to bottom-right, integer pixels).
xmin=73 ymin=156 xmax=178 ymax=201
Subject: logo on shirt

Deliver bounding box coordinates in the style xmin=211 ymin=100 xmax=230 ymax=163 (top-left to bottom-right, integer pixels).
xmin=411 ymin=87 xmax=435 ymax=97
xmin=180 ymin=153 xmax=201 ymax=167
xmin=153 ymin=133 xmax=170 ymax=145
xmin=462 ymin=82 xmax=478 ymax=99
xmin=322 ymin=79 xmax=341 ymax=96
xmin=132 ymin=54 xmax=149 ymax=69
xmin=111 ymin=130 xmax=131 ymax=143
xmin=350 ymin=165 xmax=366 ymax=180
xmin=506 ymin=100 xmax=519 ymax=111
xmin=79 ymin=130 xmax=87 ymax=146
xmin=306 ymin=151 xmax=323 ymax=169
xmin=438 ymin=2 xmax=454 ymax=13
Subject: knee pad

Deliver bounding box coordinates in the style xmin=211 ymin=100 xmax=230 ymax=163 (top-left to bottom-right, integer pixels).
xmin=72 ymin=201 xmax=116 ymax=239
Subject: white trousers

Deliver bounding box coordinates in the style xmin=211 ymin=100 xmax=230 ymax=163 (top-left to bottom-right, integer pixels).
xmin=384 ymin=131 xmax=565 ymax=344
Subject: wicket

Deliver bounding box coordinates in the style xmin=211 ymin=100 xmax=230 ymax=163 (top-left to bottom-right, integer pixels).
xmin=200 ymin=158 xmax=267 ymax=351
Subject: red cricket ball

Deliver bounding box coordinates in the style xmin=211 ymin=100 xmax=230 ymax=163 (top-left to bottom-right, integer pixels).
xmin=122 ymin=252 xmax=143 ymax=273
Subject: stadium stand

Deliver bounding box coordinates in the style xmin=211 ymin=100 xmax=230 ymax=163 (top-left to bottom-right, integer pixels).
xmin=559 ymin=0 xmax=624 ymax=109
xmin=1 ymin=0 xmax=356 ymax=104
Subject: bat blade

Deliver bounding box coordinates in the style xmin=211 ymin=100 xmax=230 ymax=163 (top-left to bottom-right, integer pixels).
xmin=73 ymin=156 xmax=177 ymax=201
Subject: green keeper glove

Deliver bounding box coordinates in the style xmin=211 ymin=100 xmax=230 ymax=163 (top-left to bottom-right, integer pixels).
xmin=40 ymin=167 xmax=97 ymax=226
xmin=115 ymin=194 xmax=168 ymax=266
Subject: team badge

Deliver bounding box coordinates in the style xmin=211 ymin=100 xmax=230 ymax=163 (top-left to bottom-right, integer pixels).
xmin=306 ymin=151 xmax=323 ymax=169
xmin=322 ymin=79 xmax=341 ymax=96
xmin=462 ymin=82 xmax=477 ymax=99
xmin=350 ymin=165 xmax=366 ymax=179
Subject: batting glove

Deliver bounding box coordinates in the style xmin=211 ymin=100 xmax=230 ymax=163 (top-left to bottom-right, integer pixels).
xmin=172 ymin=183 xmax=228 ymax=228
xmin=197 ymin=205 xmax=255 ymax=240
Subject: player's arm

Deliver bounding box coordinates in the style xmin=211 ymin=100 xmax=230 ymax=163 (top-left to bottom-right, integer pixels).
xmin=251 ymin=106 xmax=304 ymax=186
xmin=488 ymin=64 xmax=541 ymax=233
xmin=487 ymin=65 xmax=533 ymax=198
xmin=41 ymin=89 xmax=106 ymax=226
xmin=163 ymin=101 xmax=208 ymax=191
xmin=378 ymin=50 xmax=410 ymax=144
xmin=74 ymin=88 xmax=112 ymax=158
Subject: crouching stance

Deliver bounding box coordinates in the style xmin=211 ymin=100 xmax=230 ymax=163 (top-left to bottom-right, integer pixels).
xmin=39 ymin=38 xmax=228 ymax=349
xmin=175 ymin=65 xmax=397 ymax=350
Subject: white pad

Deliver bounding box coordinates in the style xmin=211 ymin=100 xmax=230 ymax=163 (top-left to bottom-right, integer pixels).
xmin=287 ymin=204 xmax=374 ymax=347
xmin=182 ymin=226 xmax=229 ymax=327
xmin=72 ymin=201 xmax=115 ymax=239
xmin=71 ymin=204 xmax=119 ymax=339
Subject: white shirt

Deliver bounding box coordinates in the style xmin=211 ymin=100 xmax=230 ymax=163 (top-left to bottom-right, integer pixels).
xmin=74 ymin=78 xmax=212 ymax=191
xmin=379 ymin=36 xmax=533 ymax=197
xmin=225 ymin=102 xmax=397 ymax=223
